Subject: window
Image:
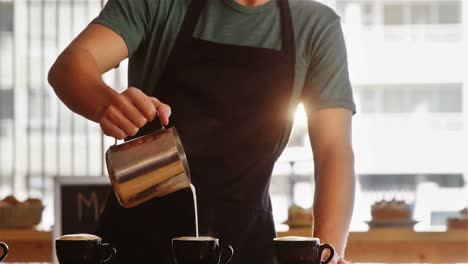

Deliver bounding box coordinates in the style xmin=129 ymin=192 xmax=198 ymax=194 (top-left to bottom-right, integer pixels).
xmin=337 ymin=1 xmax=376 ymax=26
xmin=431 ymin=211 xmax=460 ymax=225
xmin=384 ymin=4 xmax=405 ymax=25
xmin=438 ymin=84 xmax=462 ymax=113
xmin=437 ymin=1 xmax=462 ymax=24
xmin=0 ymin=1 xmax=14 ymax=87
xmin=382 ymin=88 xmax=408 ymax=113
xmin=356 ymin=84 xmax=463 ymax=114
xmin=410 ymin=88 xmax=433 ymax=113
xmin=370 ymin=1 xmax=462 ymax=26
xmin=0 ymin=89 xmax=13 ymax=120
xmin=0 ymin=121 xmax=12 ymax=137
xmin=411 ymin=4 xmax=432 ymax=24
xmin=27 ymin=89 xmax=60 ymax=132
xmin=359 ymin=174 xmax=465 ymax=191
xmin=0 ymin=2 xmax=13 ymax=32
xmin=361 ymin=3 xmax=374 ymax=26
xmin=358 ymin=89 xmax=377 ymax=113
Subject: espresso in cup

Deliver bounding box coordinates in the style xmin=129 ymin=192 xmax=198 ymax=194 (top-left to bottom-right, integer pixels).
xmin=172 ymin=236 xmax=234 ymax=264
xmin=55 ymin=234 xmax=116 ymax=264
xmin=273 ymin=236 xmax=334 ymax=264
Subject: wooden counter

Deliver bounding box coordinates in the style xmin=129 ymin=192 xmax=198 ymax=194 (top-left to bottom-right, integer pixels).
xmin=1 ymin=228 xmax=467 ymax=263
xmin=278 ymin=228 xmax=468 ymax=263
xmin=0 ymin=229 xmax=52 ymax=263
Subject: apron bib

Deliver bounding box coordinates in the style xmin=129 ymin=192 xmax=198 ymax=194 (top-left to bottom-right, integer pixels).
xmin=97 ymin=0 xmax=296 ymax=263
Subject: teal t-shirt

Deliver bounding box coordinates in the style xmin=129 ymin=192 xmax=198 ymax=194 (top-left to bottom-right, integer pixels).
xmin=92 ymin=0 xmax=356 ymax=140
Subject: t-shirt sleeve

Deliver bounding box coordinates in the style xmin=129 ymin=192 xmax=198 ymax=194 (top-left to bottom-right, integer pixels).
xmin=91 ymin=0 xmax=157 ymax=56
xmin=302 ymin=19 xmax=356 ymax=114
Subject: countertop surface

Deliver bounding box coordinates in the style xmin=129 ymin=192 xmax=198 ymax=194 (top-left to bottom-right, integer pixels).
xmin=1 ymin=228 xmax=467 ymax=263
xmin=2 ymin=227 xmax=468 ymax=241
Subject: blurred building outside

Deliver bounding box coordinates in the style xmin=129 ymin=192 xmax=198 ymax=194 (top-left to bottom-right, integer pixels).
xmin=0 ymin=0 xmax=467 ymax=231
xmin=272 ymin=0 xmax=468 ymax=231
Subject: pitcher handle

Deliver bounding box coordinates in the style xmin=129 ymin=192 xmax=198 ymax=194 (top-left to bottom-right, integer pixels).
xmin=156 ymin=111 xmax=166 ymax=130
xmin=113 ymin=112 xmax=165 ymax=146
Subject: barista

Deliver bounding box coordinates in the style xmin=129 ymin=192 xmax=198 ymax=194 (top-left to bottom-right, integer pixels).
xmin=48 ymin=0 xmax=356 ymax=263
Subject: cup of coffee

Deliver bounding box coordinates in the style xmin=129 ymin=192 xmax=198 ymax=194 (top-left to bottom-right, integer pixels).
xmin=0 ymin=242 xmax=8 ymax=262
xmin=55 ymin=234 xmax=116 ymax=264
xmin=273 ymin=236 xmax=335 ymax=264
xmin=172 ymin=236 xmax=234 ymax=264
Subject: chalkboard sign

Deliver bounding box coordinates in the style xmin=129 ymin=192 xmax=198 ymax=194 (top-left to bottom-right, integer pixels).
xmin=53 ymin=176 xmax=112 ymax=238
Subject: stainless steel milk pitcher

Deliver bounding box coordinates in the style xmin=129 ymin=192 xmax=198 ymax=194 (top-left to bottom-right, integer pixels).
xmin=105 ymin=125 xmax=191 ymax=208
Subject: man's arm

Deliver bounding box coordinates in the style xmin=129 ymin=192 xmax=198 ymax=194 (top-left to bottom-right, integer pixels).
xmin=49 ymin=24 xmax=128 ymax=122
xmin=48 ymin=23 xmax=170 ymax=139
xmin=308 ymin=107 xmax=355 ymax=258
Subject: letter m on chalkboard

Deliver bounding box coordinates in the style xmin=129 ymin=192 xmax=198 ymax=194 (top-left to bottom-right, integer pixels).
xmin=77 ymin=192 xmax=100 ymax=222
xmin=61 ymin=185 xmax=111 ymax=235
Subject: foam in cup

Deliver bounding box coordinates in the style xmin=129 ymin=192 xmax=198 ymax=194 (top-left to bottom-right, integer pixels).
xmin=57 ymin=234 xmax=101 ymax=241
xmin=173 ymin=236 xmax=217 ymax=241
xmin=274 ymin=236 xmax=319 ymax=242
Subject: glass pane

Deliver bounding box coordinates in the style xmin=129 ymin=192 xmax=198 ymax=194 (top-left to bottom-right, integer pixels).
xmin=382 ymin=88 xmax=408 ymax=113
xmin=357 ymin=88 xmax=377 ymax=113
xmin=29 ymin=90 xmax=41 ymax=120
xmin=410 ymin=88 xmax=433 ymax=113
xmin=362 ymin=3 xmax=374 ymax=26
xmin=336 ymin=1 xmax=375 ymax=26
xmin=0 ymin=34 xmax=14 ymax=86
xmin=336 ymin=1 xmax=348 ymax=20
xmin=438 ymin=1 xmax=462 ymax=24
xmin=437 ymin=84 xmax=462 ymax=112
xmin=384 ymin=4 xmax=405 ymax=25
xmin=0 ymin=89 xmax=13 ymax=120
xmin=411 ymin=3 xmax=433 ymax=25
xmin=0 ymin=2 xmax=13 ymax=32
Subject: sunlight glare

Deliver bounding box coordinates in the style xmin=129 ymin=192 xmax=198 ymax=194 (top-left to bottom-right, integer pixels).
xmin=294 ymin=103 xmax=308 ymax=126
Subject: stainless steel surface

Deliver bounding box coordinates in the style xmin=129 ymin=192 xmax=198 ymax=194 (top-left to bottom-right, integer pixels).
xmin=106 ymin=127 xmax=191 ymax=208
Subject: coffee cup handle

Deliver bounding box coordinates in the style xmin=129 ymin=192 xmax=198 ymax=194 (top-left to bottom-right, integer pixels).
xmin=319 ymin=243 xmax=335 ymax=264
xmin=218 ymin=245 xmax=234 ymax=264
xmin=101 ymin=243 xmax=116 ymax=263
xmin=0 ymin=242 xmax=8 ymax=262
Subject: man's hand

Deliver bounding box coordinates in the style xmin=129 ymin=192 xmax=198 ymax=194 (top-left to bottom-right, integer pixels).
xmin=331 ymin=254 xmax=350 ymax=264
xmin=98 ymin=87 xmax=171 ymax=139
xmin=323 ymin=250 xmax=350 ymax=264
xmin=337 ymin=258 xmax=350 ymax=264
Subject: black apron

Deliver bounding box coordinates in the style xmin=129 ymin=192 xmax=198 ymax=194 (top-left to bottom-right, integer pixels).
xmin=96 ymin=0 xmax=296 ymax=263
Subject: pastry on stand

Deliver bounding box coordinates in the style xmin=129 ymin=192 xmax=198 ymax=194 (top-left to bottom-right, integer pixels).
xmin=0 ymin=195 xmax=44 ymax=228
xmin=366 ymin=198 xmax=417 ymax=228
xmin=447 ymin=207 xmax=468 ymax=229
xmin=283 ymin=205 xmax=314 ymax=228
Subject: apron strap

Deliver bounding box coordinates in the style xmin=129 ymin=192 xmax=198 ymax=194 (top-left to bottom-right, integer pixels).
xmin=278 ymin=0 xmax=296 ymax=57
xmin=177 ymin=0 xmax=296 ymax=57
xmin=179 ymin=0 xmax=207 ymax=38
